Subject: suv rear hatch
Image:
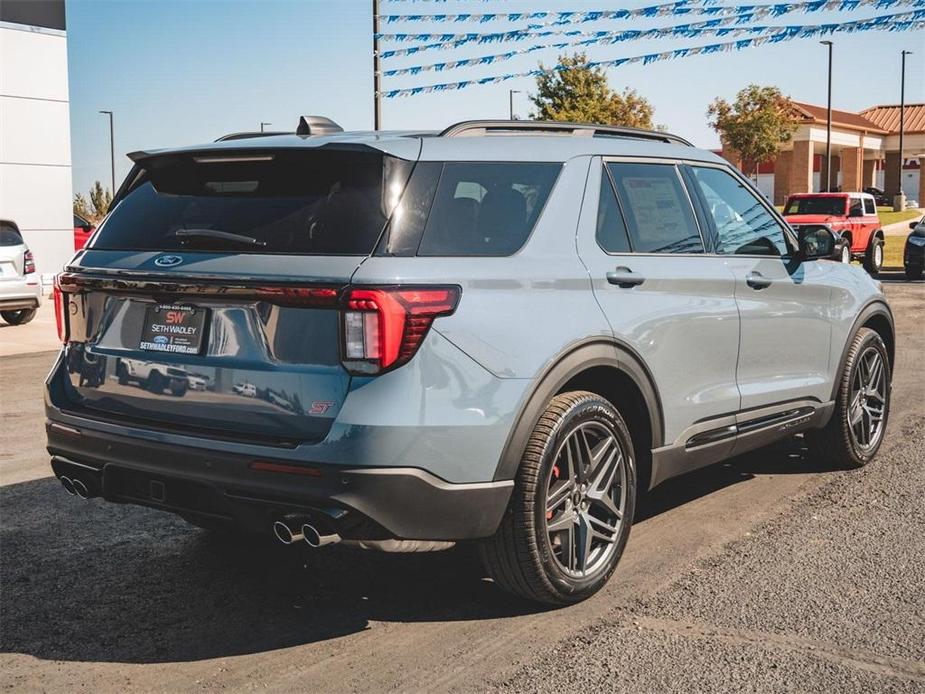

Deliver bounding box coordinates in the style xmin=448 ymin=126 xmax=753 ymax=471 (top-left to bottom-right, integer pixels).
xmin=55 ymin=144 xmax=417 ymax=445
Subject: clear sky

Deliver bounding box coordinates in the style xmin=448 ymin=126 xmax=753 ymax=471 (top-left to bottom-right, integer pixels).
xmin=66 ymin=0 xmax=924 ymax=196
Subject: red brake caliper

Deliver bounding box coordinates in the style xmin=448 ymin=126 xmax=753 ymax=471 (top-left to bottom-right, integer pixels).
xmin=547 ymin=465 xmax=560 ymax=520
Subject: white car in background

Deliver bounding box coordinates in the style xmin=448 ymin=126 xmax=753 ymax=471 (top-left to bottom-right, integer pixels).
xmin=0 ymin=219 xmax=42 ymax=326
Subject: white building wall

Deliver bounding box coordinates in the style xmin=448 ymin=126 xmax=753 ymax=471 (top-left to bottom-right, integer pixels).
xmin=0 ymin=23 xmax=73 ymax=281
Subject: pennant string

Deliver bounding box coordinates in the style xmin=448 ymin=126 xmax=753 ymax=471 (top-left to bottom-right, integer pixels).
xmin=378 ymin=9 xmax=924 ymax=75
xmin=379 ymin=15 xmax=924 ymax=96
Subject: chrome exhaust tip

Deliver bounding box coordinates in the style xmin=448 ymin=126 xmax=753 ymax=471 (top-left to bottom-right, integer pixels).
xmin=72 ymin=478 xmax=90 ymax=499
xmin=302 ymin=524 xmax=341 ymax=548
xmin=60 ymin=476 xmax=77 ymax=496
xmin=272 ymin=520 xmax=305 ymax=545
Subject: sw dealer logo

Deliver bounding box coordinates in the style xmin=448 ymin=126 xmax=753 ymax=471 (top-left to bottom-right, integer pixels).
xmin=165 ymin=311 xmax=187 ymax=325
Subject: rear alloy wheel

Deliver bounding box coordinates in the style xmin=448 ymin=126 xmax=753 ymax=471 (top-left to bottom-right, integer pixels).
xmin=1 ymin=308 xmax=37 ymax=325
xmin=480 ymin=391 xmax=635 ymax=605
xmin=864 ymin=236 xmax=884 ymax=276
xmin=807 ymin=327 xmax=890 ymax=468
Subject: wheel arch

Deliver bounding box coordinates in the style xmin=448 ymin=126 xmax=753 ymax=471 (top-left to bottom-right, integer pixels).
xmin=492 ymin=339 xmax=664 ymax=492
xmin=831 ymin=300 xmax=895 ymax=402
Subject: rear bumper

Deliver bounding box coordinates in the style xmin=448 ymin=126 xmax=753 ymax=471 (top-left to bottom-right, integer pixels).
xmin=46 ymin=418 xmax=513 ymax=541
xmin=0 ymin=280 xmax=41 ymax=310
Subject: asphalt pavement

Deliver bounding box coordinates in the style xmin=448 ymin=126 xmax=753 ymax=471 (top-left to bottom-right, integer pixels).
xmin=0 ymin=273 xmax=922 ymax=693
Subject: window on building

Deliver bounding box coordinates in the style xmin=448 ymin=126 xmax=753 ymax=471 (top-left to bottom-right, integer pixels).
xmin=689 ymin=166 xmax=790 ymax=256
xmin=606 ymin=162 xmax=703 ymax=254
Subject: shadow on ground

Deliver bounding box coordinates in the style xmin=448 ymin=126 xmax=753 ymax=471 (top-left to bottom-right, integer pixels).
xmin=0 ymin=437 xmax=835 ymax=665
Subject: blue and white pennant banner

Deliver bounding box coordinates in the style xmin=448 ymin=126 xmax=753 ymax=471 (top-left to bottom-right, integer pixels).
xmin=380 ymin=12 xmax=924 ymax=96
xmin=377 ymin=0 xmax=925 ymax=50
xmin=379 ymin=8 xmax=924 ymax=75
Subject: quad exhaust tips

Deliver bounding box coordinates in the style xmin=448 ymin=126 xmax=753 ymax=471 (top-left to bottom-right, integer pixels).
xmin=301 ymin=524 xmax=341 ymax=548
xmin=272 ymin=520 xmax=305 ymax=545
xmin=271 ymin=520 xmax=342 ymax=547
xmin=59 ymin=476 xmax=90 ymax=499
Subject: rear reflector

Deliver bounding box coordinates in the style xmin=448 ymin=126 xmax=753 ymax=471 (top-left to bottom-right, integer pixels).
xmin=249 ymin=461 xmax=322 ymax=477
xmin=341 ymin=286 xmax=460 ymax=374
xmin=53 ymin=275 xmax=67 ymax=343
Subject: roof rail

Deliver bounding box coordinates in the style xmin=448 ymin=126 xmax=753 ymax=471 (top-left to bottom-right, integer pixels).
xmin=439 ymin=120 xmax=693 ymax=147
xmin=214 ymin=131 xmax=290 ymax=142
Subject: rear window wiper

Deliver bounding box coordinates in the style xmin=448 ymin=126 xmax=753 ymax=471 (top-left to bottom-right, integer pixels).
xmin=171 ymin=228 xmax=267 ymax=248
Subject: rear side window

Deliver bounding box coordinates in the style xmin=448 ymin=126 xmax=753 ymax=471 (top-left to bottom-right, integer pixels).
xmin=863 ymin=197 xmax=877 ymax=215
xmin=596 ymin=169 xmax=631 ymax=253
xmin=0 ymin=222 xmax=23 ymax=246
xmin=416 ymin=162 xmax=561 ymax=256
xmin=606 ymin=162 xmax=703 ymax=254
xmin=91 ymin=150 xmax=411 ymax=255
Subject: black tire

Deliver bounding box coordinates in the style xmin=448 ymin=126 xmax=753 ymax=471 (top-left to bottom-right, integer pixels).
xmin=146 ymin=371 xmax=165 ymax=394
xmin=863 ymin=235 xmax=884 ymax=276
xmin=1 ymin=308 xmax=37 ymax=325
xmin=906 ymin=264 xmax=923 ymax=281
xmin=806 ymin=327 xmax=890 ymax=469
xmin=169 ymin=382 xmax=188 ymax=397
xmin=479 ymin=391 xmax=636 ymax=605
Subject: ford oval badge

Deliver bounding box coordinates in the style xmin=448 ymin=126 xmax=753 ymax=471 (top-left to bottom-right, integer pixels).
xmin=154 ymin=255 xmax=183 ymax=268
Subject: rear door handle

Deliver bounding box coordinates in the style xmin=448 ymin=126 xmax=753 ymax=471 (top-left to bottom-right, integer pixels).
xmin=745 ymin=271 xmax=772 ymax=290
xmin=606 ymin=266 xmax=645 ymax=288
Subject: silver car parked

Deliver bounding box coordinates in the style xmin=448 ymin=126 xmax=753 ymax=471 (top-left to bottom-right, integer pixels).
xmin=0 ymin=219 xmax=42 ymax=325
xmin=46 ymin=119 xmax=894 ymax=604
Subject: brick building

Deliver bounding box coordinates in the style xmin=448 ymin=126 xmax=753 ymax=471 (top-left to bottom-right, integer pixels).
xmin=719 ymin=101 xmax=925 ymax=206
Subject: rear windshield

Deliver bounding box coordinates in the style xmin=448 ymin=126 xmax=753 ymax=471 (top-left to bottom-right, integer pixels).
xmin=0 ymin=222 xmax=23 ymax=246
xmin=91 ymin=150 xmax=411 ymax=255
xmin=784 ymin=197 xmax=845 ymax=216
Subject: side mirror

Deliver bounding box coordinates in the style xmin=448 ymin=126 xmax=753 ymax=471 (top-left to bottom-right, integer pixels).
xmin=798 ymin=225 xmax=841 ymax=261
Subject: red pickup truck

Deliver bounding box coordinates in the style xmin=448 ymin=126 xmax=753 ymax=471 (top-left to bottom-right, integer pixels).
xmin=783 ymin=192 xmax=884 ymax=276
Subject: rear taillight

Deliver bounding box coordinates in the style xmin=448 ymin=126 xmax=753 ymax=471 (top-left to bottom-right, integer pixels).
xmin=23 ymin=250 xmax=35 ymax=274
xmin=53 ymin=275 xmax=66 ymax=342
xmin=341 ymin=287 xmax=460 ymax=374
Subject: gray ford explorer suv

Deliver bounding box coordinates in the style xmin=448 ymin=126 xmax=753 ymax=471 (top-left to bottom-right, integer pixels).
xmin=46 ymin=118 xmax=894 ymax=605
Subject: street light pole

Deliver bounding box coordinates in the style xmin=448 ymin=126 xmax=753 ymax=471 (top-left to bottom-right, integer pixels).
xmin=259 ymin=122 xmax=271 ymax=132
xmin=372 ymin=0 xmax=381 ymax=130
xmin=896 ymin=49 xmax=912 ymax=208
xmin=820 ymin=41 xmax=833 ymax=192
xmin=99 ymin=110 xmax=115 ymax=194
xmin=509 ymin=90 xmax=522 ymax=120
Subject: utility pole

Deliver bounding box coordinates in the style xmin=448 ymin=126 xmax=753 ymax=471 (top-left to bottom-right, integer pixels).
xmin=373 ymin=0 xmax=381 ymax=130
xmin=509 ymin=90 xmax=521 ymax=120
xmin=820 ymin=41 xmax=833 ymax=192
xmin=895 ymin=49 xmax=913 ymax=210
xmin=259 ymin=122 xmax=271 ymax=132
xmin=99 ymin=110 xmax=115 ymax=194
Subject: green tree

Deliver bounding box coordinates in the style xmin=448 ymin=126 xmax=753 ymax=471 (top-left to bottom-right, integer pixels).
xmin=531 ymin=52 xmax=655 ymax=128
xmin=73 ymin=193 xmax=92 ymax=220
xmin=708 ymin=84 xmax=797 ymax=179
xmin=89 ymin=180 xmax=112 ymax=220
